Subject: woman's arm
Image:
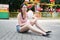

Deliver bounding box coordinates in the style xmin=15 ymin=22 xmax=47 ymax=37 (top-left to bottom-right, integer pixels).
xmin=30 ymin=14 xmax=38 ymax=25
xmin=32 ymin=14 xmax=38 ymax=21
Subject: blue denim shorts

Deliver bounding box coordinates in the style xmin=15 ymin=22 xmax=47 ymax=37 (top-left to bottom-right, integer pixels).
xmin=16 ymin=25 xmax=28 ymax=33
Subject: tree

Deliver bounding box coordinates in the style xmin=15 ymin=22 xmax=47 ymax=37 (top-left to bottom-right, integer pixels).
xmin=9 ymin=0 xmax=25 ymax=12
xmin=40 ymin=0 xmax=50 ymax=3
xmin=55 ymin=0 xmax=60 ymax=4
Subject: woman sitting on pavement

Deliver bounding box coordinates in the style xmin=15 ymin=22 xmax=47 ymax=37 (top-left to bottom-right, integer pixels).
xmin=16 ymin=4 xmax=51 ymax=37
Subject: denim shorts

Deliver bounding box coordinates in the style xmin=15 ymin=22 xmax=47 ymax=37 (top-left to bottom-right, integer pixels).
xmin=16 ymin=25 xmax=28 ymax=33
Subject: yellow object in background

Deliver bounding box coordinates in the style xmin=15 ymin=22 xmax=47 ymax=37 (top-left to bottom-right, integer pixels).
xmin=0 ymin=9 xmax=9 ymax=12
xmin=30 ymin=0 xmax=34 ymax=2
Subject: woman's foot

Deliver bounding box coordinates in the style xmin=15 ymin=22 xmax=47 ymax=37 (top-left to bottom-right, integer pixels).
xmin=42 ymin=33 xmax=50 ymax=37
xmin=46 ymin=31 xmax=52 ymax=33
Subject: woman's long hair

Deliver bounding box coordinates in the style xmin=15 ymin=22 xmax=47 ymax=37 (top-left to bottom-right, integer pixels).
xmin=19 ymin=4 xmax=25 ymax=19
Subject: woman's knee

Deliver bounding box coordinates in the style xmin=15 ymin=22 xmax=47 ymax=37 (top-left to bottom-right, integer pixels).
xmin=25 ymin=21 xmax=33 ymax=27
xmin=25 ymin=23 xmax=32 ymax=28
xmin=23 ymin=23 xmax=30 ymax=28
xmin=29 ymin=21 xmax=34 ymax=25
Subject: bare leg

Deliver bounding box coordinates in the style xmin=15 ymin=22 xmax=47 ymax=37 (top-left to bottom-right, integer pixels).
xmin=20 ymin=25 xmax=29 ymax=32
xmin=30 ymin=19 xmax=51 ymax=34
xmin=30 ymin=19 xmax=47 ymax=33
xmin=35 ymin=21 xmax=47 ymax=32
xmin=20 ymin=22 xmax=46 ymax=35
xmin=30 ymin=19 xmax=47 ymax=32
xmin=27 ymin=24 xmax=46 ymax=35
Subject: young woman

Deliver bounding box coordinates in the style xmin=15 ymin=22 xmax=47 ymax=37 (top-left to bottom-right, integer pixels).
xmin=16 ymin=4 xmax=51 ymax=37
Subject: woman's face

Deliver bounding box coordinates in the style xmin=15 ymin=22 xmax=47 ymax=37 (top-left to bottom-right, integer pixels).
xmin=21 ymin=5 xmax=27 ymax=12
